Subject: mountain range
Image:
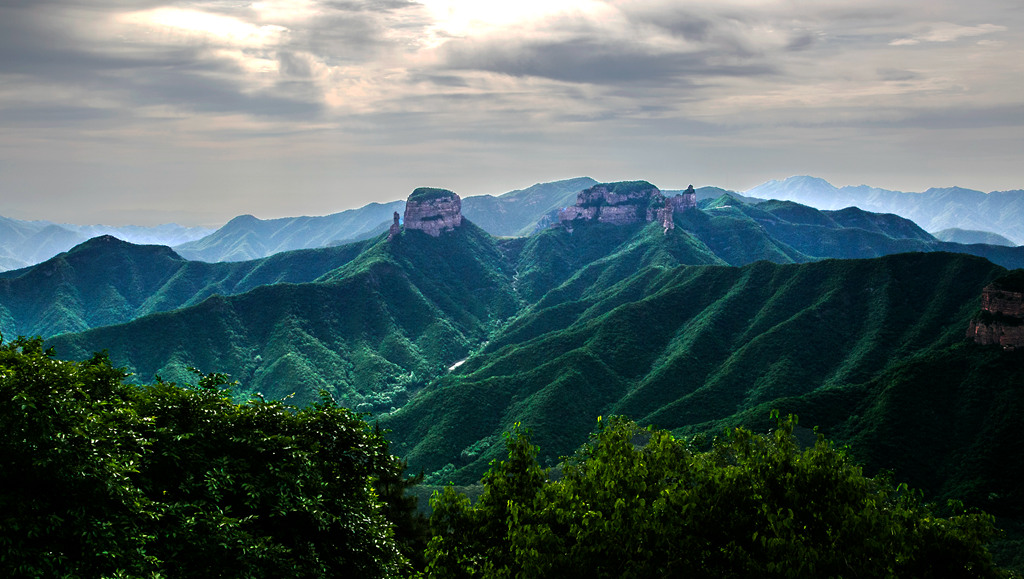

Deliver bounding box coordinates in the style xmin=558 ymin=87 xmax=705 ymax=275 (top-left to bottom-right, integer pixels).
xmin=746 ymin=175 xmax=1024 ymax=245
xmin=3 ymin=178 xmax=1024 ymax=568
xmin=5 ymin=175 xmax=1018 ymax=272
xmin=0 ymin=216 xmax=212 ymax=272
xmin=6 ymin=190 xmax=1020 ymax=344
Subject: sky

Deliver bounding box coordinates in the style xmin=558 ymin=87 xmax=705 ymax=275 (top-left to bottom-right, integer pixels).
xmin=0 ymin=0 xmax=1021 ymax=227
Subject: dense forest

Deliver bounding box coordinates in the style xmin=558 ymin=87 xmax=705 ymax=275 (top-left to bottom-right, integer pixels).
xmin=0 ymin=337 xmax=1018 ymax=577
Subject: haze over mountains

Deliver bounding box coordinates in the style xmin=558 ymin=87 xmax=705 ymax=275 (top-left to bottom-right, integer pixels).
xmin=747 ymin=175 xmax=1024 ymax=245
xmin=7 ymin=175 xmax=1016 ymax=272
xmin=5 ymin=184 xmax=1022 ymax=345
xmin=2 ymin=177 xmax=1024 ymax=569
xmin=0 ymin=216 xmax=212 ymax=272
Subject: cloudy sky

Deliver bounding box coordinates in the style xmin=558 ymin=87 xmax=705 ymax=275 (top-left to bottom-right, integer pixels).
xmin=0 ymin=0 xmax=1020 ymax=226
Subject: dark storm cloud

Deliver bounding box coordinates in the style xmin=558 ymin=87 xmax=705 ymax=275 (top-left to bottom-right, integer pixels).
xmin=442 ymin=38 xmax=775 ymax=86
xmin=433 ymin=3 xmax=850 ymax=87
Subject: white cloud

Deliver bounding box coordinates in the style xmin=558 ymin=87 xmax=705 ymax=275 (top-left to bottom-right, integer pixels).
xmin=890 ymin=22 xmax=1006 ymax=46
xmin=117 ymin=7 xmax=289 ymax=48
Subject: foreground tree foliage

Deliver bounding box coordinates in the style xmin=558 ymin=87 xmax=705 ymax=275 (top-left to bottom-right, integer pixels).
xmin=0 ymin=337 xmax=416 ymax=578
xmin=427 ymin=415 xmax=1014 ymax=578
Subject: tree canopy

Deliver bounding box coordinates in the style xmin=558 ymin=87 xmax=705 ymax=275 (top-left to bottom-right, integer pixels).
xmin=426 ymin=415 xmax=1013 ymax=578
xmin=0 ymin=337 xmax=413 ymax=578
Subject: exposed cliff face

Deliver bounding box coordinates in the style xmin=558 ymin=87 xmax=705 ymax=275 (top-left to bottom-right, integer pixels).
xmin=559 ymin=181 xmax=662 ymax=226
xmin=387 ymin=212 xmax=401 ymax=241
xmin=670 ymin=185 xmax=698 ymax=212
xmin=968 ymin=271 xmax=1024 ymax=350
xmin=403 ymin=188 xmax=463 ymax=237
xmin=558 ymin=181 xmax=695 ymax=233
xmin=981 ymin=287 xmax=1024 ymax=318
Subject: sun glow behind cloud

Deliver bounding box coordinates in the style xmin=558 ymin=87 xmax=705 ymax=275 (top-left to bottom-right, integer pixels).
xmin=1 ymin=0 xmax=1022 ymax=225
xmin=119 ymin=7 xmax=289 ymax=48
xmin=417 ymin=0 xmax=611 ymax=40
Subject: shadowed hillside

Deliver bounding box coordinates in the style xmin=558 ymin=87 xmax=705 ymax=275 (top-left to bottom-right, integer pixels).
xmin=381 ymin=252 xmax=1005 ymax=485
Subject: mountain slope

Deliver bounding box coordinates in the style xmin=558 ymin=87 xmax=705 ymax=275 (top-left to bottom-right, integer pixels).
xmin=12 ymin=194 xmax=1024 ymax=340
xmin=174 ymin=178 xmax=600 ymax=263
xmin=173 ymin=202 xmax=404 ymax=262
xmin=460 ymin=177 xmax=598 ymax=237
xmin=0 ymin=215 xmax=211 ymax=272
xmin=46 ymin=222 xmax=519 ymax=410
xmin=934 ymin=228 xmax=1017 ymax=246
xmin=0 ymin=235 xmax=372 ymax=338
xmin=381 ymin=252 xmax=1004 ymax=485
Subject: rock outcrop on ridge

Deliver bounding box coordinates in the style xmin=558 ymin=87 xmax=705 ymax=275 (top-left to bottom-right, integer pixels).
xmin=968 ymin=270 xmax=1024 ymax=350
xmin=402 ymin=188 xmax=463 ymax=237
xmin=557 ymin=181 xmax=696 ymax=233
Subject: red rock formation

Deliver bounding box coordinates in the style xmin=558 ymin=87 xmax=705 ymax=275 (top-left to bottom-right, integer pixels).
xmin=968 ymin=322 xmax=1024 ymax=350
xmin=558 ymin=181 xmax=664 ymax=227
xmin=558 ymin=181 xmax=697 ymax=233
xmin=387 ymin=211 xmax=401 ymax=241
xmin=967 ymin=273 xmax=1024 ymax=350
xmin=670 ymin=185 xmax=697 ymax=212
xmin=403 ymin=188 xmax=462 ymax=237
xmin=657 ymin=203 xmax=675 ymax=234
xmin=982 ymin=288 xmax=1024 ymax=318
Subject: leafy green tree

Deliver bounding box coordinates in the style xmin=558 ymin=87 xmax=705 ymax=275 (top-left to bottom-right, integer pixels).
xmin=425 ymin=424 xmax=547 ymax=578
xmin=372 ymin=424 xmax=431 ymax=572
xmin=427 ymin=415 xmax=1015 ymax=578
xmin=0 ymin=338 xmax=154 ymax=577
xmin=0 ymin=337 xmax=412 ymax=578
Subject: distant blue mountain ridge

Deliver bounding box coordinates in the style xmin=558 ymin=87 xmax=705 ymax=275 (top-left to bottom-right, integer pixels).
xmin=0 ymin=216 xmax=212 ymax=272
xmin=2 ymin=175 xmax=1019 ymax=270
xmin=745 ymin=175 xmax=1024 ymax=245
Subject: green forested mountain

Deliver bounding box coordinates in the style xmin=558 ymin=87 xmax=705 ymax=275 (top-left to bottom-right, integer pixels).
xmin=26 ymin=193 xmax=1012 ymax=340
xmin=170 ymin=177 xmax=599 ymax=263
xmin=21 ymin=194 xmax=1024 ymax=544
xmin=381 ymin=251 xmax=1005 ymax=482
xmin=693 ymin=194 xmax=1024 ymax=268
xmin=0 ymin=215 xmax=211 ymax=272
xmin=0 ymin=235 xmax=373 ymax=338
xmin=31 ymin=199 xmax=1023 ymax=392
xmin=47 ymin=223 xmax=519 ymax=409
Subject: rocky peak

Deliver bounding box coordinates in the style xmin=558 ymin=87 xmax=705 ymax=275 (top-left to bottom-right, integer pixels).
xmin=670 ymin=185 xmax=697 ymax=212
xmin=387 ymin=211 xmax=401 ymax=241
xmin=558 ymin=181 xmax=664 ymax=226
xmin=558 ymin=180 xmax=695 ymax=233
xmin=967 ymin=270 xmax=1024 ymax=350
xmin=402 ymin=187 xmax=463 ymax=237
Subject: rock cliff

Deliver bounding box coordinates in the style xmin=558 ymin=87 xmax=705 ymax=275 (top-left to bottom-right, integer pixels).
xmin=558 ymin=181 xmax=695 ymax=234
xmin=670 ymin=185 xmax=698 ymax=212
xmin=387 ymin=211 xmax=401 ymax=241
xmin=403 ymin=188 xmax=463 ymax=237
xmin=967 ymin=270 xmax=1024 ymax=350
xmin=558 ymin=181 xmax=663 ymax=226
